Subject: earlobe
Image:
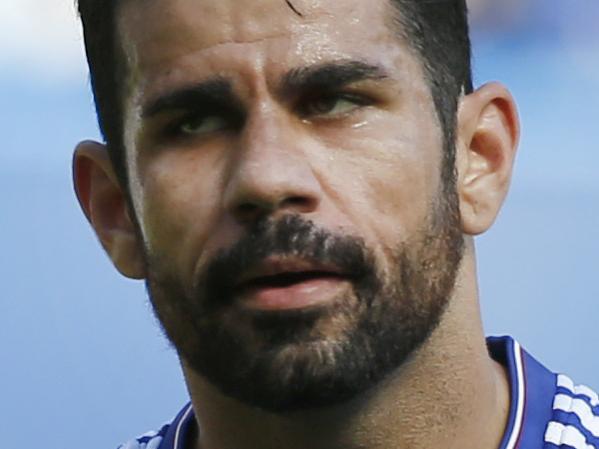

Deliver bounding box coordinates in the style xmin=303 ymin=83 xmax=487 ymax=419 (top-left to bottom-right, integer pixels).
xmin=73 ymin=141 xmax=146 ymax=279
xmin=456 ymin=82 xmax=520 ymax=236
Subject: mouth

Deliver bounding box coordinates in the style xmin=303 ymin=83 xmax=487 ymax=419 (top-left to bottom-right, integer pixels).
xmin=234 ymin=259 xmax=351 ymax=312
xmin=242 ymin=270 xmax=344 ymax=288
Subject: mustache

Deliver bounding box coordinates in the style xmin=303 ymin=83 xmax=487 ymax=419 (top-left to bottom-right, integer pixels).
xmin=198 ymin=215 xmax=375 ymax=309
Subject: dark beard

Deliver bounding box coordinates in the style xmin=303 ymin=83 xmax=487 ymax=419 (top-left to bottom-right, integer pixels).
xmin=145 ymin=196 xmax=464 ymax=412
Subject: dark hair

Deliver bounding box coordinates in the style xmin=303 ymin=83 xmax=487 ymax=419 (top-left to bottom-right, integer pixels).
xmin=77 ymin=0 xmax=472 ymax=186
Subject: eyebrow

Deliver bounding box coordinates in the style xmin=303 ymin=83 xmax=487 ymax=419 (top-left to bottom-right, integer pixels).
xmin=141 ymin=60 xmax=389 ymax=119
xmin=142 ymin=77 xmax=238 ymax=119
xmin=278 ymin=60 xmax=390 ymax=97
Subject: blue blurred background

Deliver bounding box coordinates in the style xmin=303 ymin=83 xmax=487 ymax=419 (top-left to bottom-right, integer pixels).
xmin=0 ymin=0 xmax=597 ymax=447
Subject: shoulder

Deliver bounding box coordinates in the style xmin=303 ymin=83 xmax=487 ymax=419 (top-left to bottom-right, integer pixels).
xmin=115 ymin=403 xmax=194 ymax=449
xmin=544 ymin=373 xmax=599 ymax=448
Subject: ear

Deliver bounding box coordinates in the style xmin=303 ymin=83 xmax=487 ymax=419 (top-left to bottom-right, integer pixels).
xmin=455 ymin=82 xmax=520 ymax=235
xmin=73 ymin=141 xmax=145 ymax=279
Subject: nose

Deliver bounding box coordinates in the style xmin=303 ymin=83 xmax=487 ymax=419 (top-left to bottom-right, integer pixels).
xmin=223 ymin=108 xmax=322 ymax=224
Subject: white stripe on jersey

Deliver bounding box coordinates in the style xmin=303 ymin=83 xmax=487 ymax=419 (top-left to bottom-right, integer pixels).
xmin=504 ymin=340 xmax=526 ymax=449
xmin=558 ymin=374 xmax=599 ymax=407
xmin=173 ymin=404 xmax=194 ymax=449
xmin=553 ymin=394 xmax=599 ymax=437
xmin=545 ymin=422 xmax=594 ymax=449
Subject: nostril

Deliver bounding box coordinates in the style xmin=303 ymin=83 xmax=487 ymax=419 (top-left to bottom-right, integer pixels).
xmin=281 ymin=196 xmax=313 ymax=210
xmin=231 ymin=195 xmax=319 ymax=224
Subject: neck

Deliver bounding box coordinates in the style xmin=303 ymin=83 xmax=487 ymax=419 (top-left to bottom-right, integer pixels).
xmin=183 ymin=250 xmax=510 ymax=449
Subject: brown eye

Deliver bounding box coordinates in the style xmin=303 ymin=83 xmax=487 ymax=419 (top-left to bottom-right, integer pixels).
xmin=300 ymin=93 xmax=365 ymax=118
xmin=178 ymin=114 xmax=227 ymax=135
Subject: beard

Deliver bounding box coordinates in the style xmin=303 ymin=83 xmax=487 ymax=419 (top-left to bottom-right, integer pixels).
xmin=144 ymin=191 xmax=464 ymax=413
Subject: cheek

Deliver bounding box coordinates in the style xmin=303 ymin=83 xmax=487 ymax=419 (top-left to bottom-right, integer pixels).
xmin=134 ymin=149 xmax=225 ymax=281
xmin=312 ymin=110 xmax=443 ymax=252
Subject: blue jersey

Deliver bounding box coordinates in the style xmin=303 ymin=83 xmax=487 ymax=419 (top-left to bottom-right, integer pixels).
xmin=118 ymin=336 xmax=599 ymax=449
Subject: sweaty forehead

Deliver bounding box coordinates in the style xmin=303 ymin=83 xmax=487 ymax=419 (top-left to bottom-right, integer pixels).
xmin=116 ymin=0 xmax=403 ymax=87
xmin=118 ymin=0 xmax=391 ymax=48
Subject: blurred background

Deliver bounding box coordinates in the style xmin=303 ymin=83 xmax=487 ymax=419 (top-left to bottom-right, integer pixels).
xmin=1 ymin=0 xmax=597 ymax=447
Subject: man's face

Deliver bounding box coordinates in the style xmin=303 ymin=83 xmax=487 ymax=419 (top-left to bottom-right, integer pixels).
xmin=117 ymin=0 xmax=464 ymax=410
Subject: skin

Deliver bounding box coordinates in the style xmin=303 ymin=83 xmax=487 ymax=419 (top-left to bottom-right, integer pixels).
xmin=73 ymin=0 xmax=520 ymax=448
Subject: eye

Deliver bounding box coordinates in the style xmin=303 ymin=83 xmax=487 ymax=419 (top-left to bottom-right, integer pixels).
xmin=299 ymin=93 xmax=368 ymax=119
xmin=176 ymin=114 xmax=228 ymax=136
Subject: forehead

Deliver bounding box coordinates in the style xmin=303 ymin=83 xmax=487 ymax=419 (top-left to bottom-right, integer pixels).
xmin=119 ymin=0 xmax=392 ymax=47
xmin=116 ymin=0 xmax=416 ymax=97
xmin=118 ymin=0 xmax=395 ymax=49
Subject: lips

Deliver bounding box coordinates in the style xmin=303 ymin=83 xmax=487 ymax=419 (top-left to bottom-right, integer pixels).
xmin=233 ymin=257 xmax=350 ymax=311
xmin=241 ymin=270 xmax=344 ymax=288
xmin=236 ymin=257 xmax=345 ymax=288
